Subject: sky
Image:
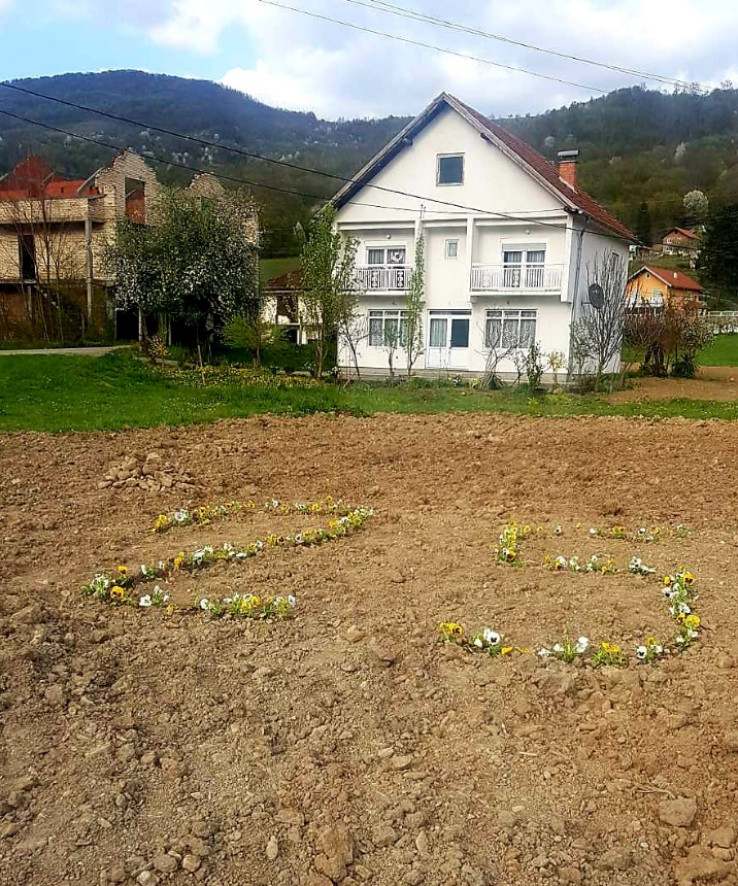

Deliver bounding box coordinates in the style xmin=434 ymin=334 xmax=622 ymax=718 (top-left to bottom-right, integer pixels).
xmin=1 ymin=0 xmax=738 ymax=120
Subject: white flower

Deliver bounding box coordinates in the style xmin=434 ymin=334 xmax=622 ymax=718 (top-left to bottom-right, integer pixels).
xmin=483 ymin=628 xmax=501 ymax=646
xmin=588 ymin=527 xmax=598 ymax=537
xmin=538 ymin=647 xmax=551 ymax=657
xmin=552 ymin=643 xmax=564 ymax=654
xmin=199 ymin=598 xmax=209 ymax=610
xmin=473 ymin=637 xmax=484 ymax=648
xmin=173 ymin=509 xmax=189 ymax=523
xmin=139 ymin=594 xmax=152 ymax=608
xmin=287 ymin=595 xmax=297 ymax=608
xmin=554 ymin=525 xmax=562 ymax=536
xmin=575 ymin=636 xmax=590 ymax=654
xmin=635 ymin=645 xmax=647 ymax=660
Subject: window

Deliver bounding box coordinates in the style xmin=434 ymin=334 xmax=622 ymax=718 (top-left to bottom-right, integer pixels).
xmin=368 ymin=309 xmax=408 ymax=347
xmin=502 ymin=246 xmax=547 ymax=288
xmin=485 ymin=309 xmax=537 ymax=349
xmin=437 ymin=154 xmax=464 ymax=185
xmin=445 ymin=239 xmax=459 ymax=259
xmin=450 ymin=317 xmax=469 ymax=348
xmin=366 ymin=246 xmax=407 ymax=266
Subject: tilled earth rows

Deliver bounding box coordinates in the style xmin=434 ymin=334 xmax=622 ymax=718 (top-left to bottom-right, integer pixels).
xmin=2 ymin=413 xmax=738 ymax=886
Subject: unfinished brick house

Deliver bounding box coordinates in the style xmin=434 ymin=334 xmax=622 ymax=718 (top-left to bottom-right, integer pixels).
xmin=0 ymin=154 xmax=259 ymax=342
xmin=0 ymin=150 xmax=160 ymax=340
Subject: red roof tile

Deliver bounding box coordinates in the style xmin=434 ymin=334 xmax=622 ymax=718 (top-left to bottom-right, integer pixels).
xmin=453 ymin=96 xmax=635 ymax=241
xmin=631 ymin=265 xmax=703 ymax=292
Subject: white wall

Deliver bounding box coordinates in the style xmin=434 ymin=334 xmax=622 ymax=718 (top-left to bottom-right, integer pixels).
xmin=336 ymin=104 xmax=565 ymax=225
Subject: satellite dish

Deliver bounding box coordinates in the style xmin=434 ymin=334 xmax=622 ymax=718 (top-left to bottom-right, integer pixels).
xmin=588 ymin=283 xmax=605 ymax=309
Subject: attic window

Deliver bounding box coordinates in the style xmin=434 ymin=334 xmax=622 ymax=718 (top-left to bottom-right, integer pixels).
xmin=437 ymin=154 xmax=464 ymax=185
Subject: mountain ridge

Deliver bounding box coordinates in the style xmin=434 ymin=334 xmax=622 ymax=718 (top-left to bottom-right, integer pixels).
xmin=2 ymin=70 xmax=738 ymax=253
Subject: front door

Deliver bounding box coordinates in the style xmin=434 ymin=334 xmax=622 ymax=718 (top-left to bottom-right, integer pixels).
xmin=426 ymin=311 xmax=471 ymax=370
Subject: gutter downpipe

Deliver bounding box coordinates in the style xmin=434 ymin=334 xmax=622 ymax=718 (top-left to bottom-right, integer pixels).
xmin=566 ymin=211 xmax=589 ymax=383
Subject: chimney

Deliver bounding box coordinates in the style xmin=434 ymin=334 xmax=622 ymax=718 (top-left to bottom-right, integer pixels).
xmin=557 ymin=149 xmax=579 ymax=188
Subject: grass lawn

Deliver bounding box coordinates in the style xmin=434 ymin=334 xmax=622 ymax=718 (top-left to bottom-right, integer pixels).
xmin=3 ymin=351 xmax=738 ymax=433
xmin=623 ymin=333 xmax=738 ymax=369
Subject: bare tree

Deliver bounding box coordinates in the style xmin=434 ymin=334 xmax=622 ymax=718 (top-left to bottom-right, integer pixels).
xmin=570 ymin=252 xmax=628 ymax=390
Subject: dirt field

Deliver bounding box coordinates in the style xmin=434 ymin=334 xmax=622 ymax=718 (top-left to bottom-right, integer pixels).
xmin=2 ymin=412 xmax=738 ymax=886
xmin=610 ymin=365 xmax=738 ymax=403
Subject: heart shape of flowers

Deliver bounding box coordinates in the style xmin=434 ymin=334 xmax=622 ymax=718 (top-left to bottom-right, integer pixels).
xmin=82 ymin=496 xmax=374 ymax=620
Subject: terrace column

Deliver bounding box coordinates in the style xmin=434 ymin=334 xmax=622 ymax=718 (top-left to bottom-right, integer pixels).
xmin=465 ymin=217 xmax=475 ymax=292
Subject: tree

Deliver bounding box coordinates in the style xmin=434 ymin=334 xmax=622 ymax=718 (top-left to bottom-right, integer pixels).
xmin=107 ymin=186 xmax=259 ymax=359
xmin=297 ymin=204 xmax=358 ymax=378
xmin=697 ymin=204 xmax=738 ymax=296
xmin=570 ymin=252 xmax=628 ymax=389
xmin=683 ymin=189 xmax=709 ymax=223
xmin=635 ymin=201 xmax=652 ymax=246
xmin=223 ymin=314 xmax=284 ymax=368
xmin=404 ymin=234 xmax=425 ymax=377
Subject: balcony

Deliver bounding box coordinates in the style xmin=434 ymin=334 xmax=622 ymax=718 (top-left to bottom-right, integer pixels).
xmin=354 ymin=265 xmax=411 ymax=292
xmin=470 ymin=263 xmax=564 ymax=294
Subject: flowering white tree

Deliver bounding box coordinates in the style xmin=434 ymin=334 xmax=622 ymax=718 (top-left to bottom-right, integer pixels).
xmin=107 ymin=186 xmax=259 ymax=357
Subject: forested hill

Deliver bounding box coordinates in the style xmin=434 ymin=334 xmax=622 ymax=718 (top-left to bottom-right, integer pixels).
xmin=3 ymin=70 xmax=738 ymax=253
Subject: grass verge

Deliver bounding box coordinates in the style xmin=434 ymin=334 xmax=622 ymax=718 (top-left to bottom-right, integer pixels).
xmin=2 ymin=350 xmax=738 ymax=433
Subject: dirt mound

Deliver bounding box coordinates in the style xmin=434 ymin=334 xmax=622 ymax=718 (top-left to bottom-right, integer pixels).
xmin=1 ymin=412 xmax=738 ymax=886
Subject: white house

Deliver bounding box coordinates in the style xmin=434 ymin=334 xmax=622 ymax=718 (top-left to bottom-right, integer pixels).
xmin=332 ymin=93 xmax=635 ymax=379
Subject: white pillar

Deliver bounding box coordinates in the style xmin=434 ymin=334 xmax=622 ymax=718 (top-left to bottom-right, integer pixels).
xmin=465 ymin=216 xmax=475 ymax=292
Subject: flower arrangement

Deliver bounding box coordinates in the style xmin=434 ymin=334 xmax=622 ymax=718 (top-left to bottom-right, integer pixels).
xmin=152 ymin=496 xmax=347 ymax=534
xmin=198 ymin=592 xmax=297 ymax=620
xmin=628 ymin=556 xmax=656 ymax=576
xmin=495 ymin=521 xmax=531 ymax=565
xmin=635 ymin=635 xmax=664 ymax=663
xmin=83 ymin=498 xmax=374 ymax=620
xmin=538 ymin=635 xmax=589 ymax=663
xmin=438 ymin=622 xmax=517 ymax=656
xmin=591 ymin=641 xmax=627 ymax=668
xmin=544 ymin=553 xmax=616 ymax=574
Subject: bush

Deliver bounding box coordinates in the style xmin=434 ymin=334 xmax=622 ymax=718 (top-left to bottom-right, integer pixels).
xmin=525 ymin=342 xmax=544 ymax=391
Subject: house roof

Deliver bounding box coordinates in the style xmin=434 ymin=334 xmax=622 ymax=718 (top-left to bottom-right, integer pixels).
xmin=629 ymin=265 xmax=704 ymax=292
xmin=265 ymin=269 xmax=303 ymax=292
xmin=663 ymin=227 xmax=700 ymax=241
xmin=0 ymin=155 xmax=99 ymax=200
xmin=331 ymin=92 xmax=635 ymax=242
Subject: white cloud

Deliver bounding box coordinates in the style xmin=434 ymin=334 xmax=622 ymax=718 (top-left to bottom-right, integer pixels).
xmin=60 ymin=0 xmax=738 ymax=118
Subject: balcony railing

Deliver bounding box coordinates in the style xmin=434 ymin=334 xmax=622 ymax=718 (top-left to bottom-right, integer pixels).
xmin=471 ymin=263 xmax=564 ymax=293
xmin=354 ymin=265 xmax=411 ymax=291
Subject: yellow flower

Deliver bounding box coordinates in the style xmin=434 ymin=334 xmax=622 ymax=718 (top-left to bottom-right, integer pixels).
xmin=684 ymin=614 xmax=701 ymax=630
xmin=645 ymin=635 xmax=657 ymax=646
xmin=601 ymin=642 xmax=621 ymax=655
xmin=438 ymin=622 xmax=464 ymax=640
xmin=116 ymin=565 xmax=128 ymax=574
xmin=152 ymin=514 xmax=170 ymax=532
xmin=111 ymin=585 xmax=126 ymax=599
xmin=173 ymin=552 xmax=185 ymax=570
xmin=663 ymin=575 xmax=673 ymax=586
xmin=682 ymin=571 xmax=695 ymax=585
xmin=501 ymin=646 xmax=514 ymax=656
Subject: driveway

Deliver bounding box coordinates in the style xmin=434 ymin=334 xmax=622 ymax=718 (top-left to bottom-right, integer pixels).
xmin=0 ymin=345 xmax=130 ymax=357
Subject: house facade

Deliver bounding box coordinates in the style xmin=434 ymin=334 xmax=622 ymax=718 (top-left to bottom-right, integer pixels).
xmin=0 ymin=154 xmax=259 ymax=341
xmin=332 ymin=93 xmax=634 ymax=379
xmin=626 ymin=265 xmax=704 ymax=310
xmin=661 ymin=227 xmax=701 ymax=263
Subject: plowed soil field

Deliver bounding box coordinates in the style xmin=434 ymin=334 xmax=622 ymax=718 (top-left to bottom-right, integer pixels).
xmin=2 ymin=413 xmax=738 ymax=886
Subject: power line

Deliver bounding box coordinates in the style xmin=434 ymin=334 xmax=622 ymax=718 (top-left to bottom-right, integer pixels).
xmin=344 ymin=0 xmax=700 ymax=92
xmin=0 ymin=80 xmax=570 ymax=219
xmin=256 ymin=0 xmax=606 ymax=94
xmin=0 ymin=107 xmax=431 ymax=218
xmin=0 ymin=97 xmax=637 ymax=243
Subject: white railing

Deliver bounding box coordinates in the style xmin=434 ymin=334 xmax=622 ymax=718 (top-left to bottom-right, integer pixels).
xmin=354 ymin=265 xmax=411 ymax=291
xmin=470 ymin=263 xmax=564 ymax=293
xmin=707 ymin=310 xmax=738 ymax=333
